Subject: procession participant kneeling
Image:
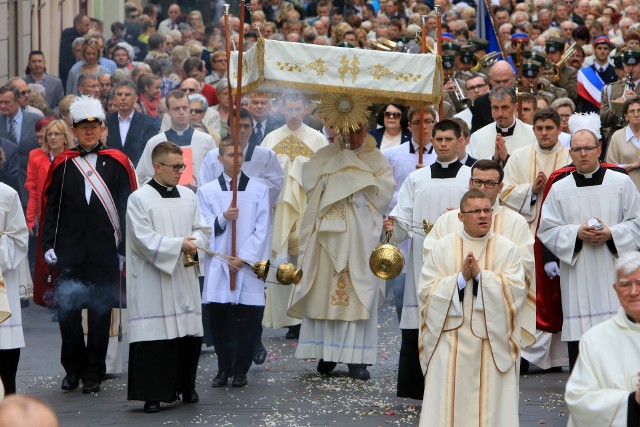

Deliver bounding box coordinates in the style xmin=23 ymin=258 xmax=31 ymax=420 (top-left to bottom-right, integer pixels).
xmin=197 ymin=137 xmax=271 ymax=388
xmin=126 ymin=141 xmax=211 ymax=413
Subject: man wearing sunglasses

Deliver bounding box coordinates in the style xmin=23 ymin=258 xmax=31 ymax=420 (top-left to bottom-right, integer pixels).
xmin=538 ymin=123 xmax=640 ymax=372
xmin=137 ymin=89 xmax=216 ymax=189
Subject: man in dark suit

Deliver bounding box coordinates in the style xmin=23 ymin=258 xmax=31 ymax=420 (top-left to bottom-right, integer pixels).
xmin=38 ymin=96 xmax=136 ymax=394
xmin=0 ymin=137 xmax=19 ymax=195
xmin=247 ymin=94 xmax=283 ymax=145
xmin=0 ymin=84 xmax=42 ymax=209
xmin=59 ymin=14 xmax=91 ymax=90
xmin=105 ymin=81 xmax=158 ymax=167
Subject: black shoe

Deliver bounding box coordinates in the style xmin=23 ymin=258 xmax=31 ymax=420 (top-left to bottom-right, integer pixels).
xmin=143 ymin=401 xmax=160 ymax=413
xmin=182 ymin=390 xmax=199 ymax=403
xmin=61 ymin=374 xmax=79 ymax=391
xmin=232 ymin=374 xmax=248 ymax=387
xmin=317 ymin=359 xmax=337 ymax=374
xmin=520 ymin=358 xmax=530 ymax=376
xmin=542 ymin=366 xmax=564 ymax=373
xmin=348 ymin=364 xmax=370 ymax=380
xmin=211 ymin=371 xmax=229 ymax=387
xmin=285 ymin=324 xmax=301 ymax=339
xmin=82 ymin=380 xmax=101 ymax=394
xmin=253 ymin=347 xmax=267 ymax=365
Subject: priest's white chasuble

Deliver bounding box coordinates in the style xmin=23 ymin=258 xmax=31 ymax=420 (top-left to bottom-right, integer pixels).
xmin=288 ymin=140 xmax=394 ymax=364
xmin=565 ymin=308 xmax=640 ymax=427
xmin=538 ymin=168 xmax=640 ymax=341
xmin=126 ymin=185 xmax=211 ymax=343
xmin=390 ymin=161 xmax=471 ymax=330
xmin=418 ymin=231 xmax=526 ymax=427
xmin=501 ymin=142 xmax=571 ymax=234
xmin=262 ymin=123 xmax=327 ymax=177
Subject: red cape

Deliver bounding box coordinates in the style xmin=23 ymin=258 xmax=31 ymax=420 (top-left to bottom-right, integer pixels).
xmin=535 ymin=162 xmax=625 ymax=332
xmin=33 ymin=148 xmax=138 ymax=308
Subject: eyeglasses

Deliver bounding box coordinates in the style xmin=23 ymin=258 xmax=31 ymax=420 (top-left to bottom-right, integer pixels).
xmin=411 ymin=119 xmax=435 ymax=126
xmin=466 ymin=83 xmax=487 ymax=92
xmin=470 ymin=178 xmax=499 ymax=188
xmin=159 ymin=162 xmax=187 ymax=172
xmin=190 ymin=109 xmax=204 ymax=114
xmin=181 ymin=87 xmax=199 ymax=93
xmin=384 ymin=111 xmax=402 ymax=119
xmin=460 ymin=208 xmax=493 ymax=215
xmin=46 ymin=132 xmax=63 ymax=138
xmin=569 ymin=146 xmax=598 ymax=153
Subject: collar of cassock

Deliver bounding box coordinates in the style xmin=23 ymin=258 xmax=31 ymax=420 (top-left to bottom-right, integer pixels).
xmin=577 ymin=166 xmax=600 ymax=178
xmin=77 ymin=142 xmax=104 ymax=157
xmin=496 ymin=119 xmax=517 ymax=137
xmin=436 ymin=158 xmax=459 ymax=168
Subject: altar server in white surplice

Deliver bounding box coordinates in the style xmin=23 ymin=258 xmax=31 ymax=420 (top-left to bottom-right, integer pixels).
xmin=126 ymin=142 xmax=211 ymax=413
xmin=288 ymin=121 xmax=394 ymax=381
xmin=136 ymin=90 xmax=216 ymax=188
xmin=382 ymin=106 xmax=438 ymax=322
xmin=198 ymin=138 xmax=271 ymax=388
xmin=0 ymin=182 xmax=30 ymax=395
xmin=418 ymin=189 xmax=527 ymax=427
xmin=501 ymin=107 xmax=571 ymax=372
xmin=468 ymin=86 xmax=536 ymax=163
xmin=424 ymin=160 xmax=537 ymax=359
xmin=565 ymin=251 xmax=640 ymax=427
xmin=383 ymin=119 xmax=470 ymax=399
xmin=538 ymin=117 xmax=640 ymax=371
xmin=261 ymin=93 xmax=327 ymax=177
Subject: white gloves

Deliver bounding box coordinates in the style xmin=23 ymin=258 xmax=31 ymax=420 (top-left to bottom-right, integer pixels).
xmin=544 ymin=261 xmax=560 ymax=279
xmin=44 ymin=249 xmax=57 ymax=265
xmin=118 ymin=254 xmax=126 ymax=272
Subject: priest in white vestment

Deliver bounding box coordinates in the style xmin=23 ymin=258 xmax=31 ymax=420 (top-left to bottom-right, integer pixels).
xmin=538 ymin=126 xmax=640 ymax=370
xmin=198 ymin=139 xmax=271 ymax=388
xmin=126 ymin=142 xmax=211 ymax=413
xmin=0 ymin=183 xmax=29 ymax=395
xmin=418 ymin=189 xmax=527 ymax=427
xmin=500 ymin=107 xmax=571 ymax=371
xmin=137 ymin=90 xmax=216 ymax=188
xmin=565 ymin=251 xmax=640 ymax=427
xmin=468 ymin=86 xmax=536 ymax=162
xmin=384 ymin=119 xmax=470 ymax=398
xmin=288 ymin=121 xmax=394 ymax=380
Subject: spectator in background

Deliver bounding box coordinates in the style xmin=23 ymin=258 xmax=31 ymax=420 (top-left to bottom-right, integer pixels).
xmin=58 ymin=95 xmax=76 ymax=130
xmin=205 ymin=51 xmax=227 ymax=87
xmin=25 ymin=119 xmax=71 ymax=233
xmin=59 ymin=14 xmax=91 ymax=90
xmin=24 ymin=51 xmax=65 ymax=111
xmin=158 ymin=4 xmax=181 ymax=35
xmin=136 ymin=74 xmax=163 ymax=118
xmin=183 ymin=57 xmax=218 ymax=107
xmin=76 ymin=73 xmax=101 ymax=99
xmin=66 ymin=40 xmax=111 ymax=96
xmin=111 ymin=44 xmax=133 ymax=70
xmin=369 ymin=104 xmax=412 ymax=150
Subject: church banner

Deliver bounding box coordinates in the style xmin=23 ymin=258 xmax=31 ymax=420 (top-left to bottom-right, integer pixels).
xmin=230 ymin=38 xmax=443 ymax=106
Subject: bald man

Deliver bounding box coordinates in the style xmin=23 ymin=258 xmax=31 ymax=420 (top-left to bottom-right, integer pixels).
xmin=0 ymin=395 xmax=59 ymax=427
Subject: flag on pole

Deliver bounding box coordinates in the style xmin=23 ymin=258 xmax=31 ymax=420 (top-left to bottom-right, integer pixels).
xmin=476 ymin=0 xmax=501 ymax=55
xmin=577 ymin=66 xmax=605 ymax=109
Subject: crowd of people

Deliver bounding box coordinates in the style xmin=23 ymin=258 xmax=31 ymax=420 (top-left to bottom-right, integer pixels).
xmin=0 ymin=0 xmax=639 ymax=425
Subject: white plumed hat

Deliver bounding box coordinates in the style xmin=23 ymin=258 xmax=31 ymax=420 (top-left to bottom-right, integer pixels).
xmin=568 ymin=112 xmax=601 ymax=141
xmin=69 ymin=95 xmax=105 ymax=126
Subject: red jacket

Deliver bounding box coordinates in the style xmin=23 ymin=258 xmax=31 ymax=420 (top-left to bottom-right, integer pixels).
xmin=24 ymin=148 xmax=53 ymax=230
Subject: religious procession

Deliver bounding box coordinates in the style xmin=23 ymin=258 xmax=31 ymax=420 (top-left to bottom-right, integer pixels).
xmin=0 ymin=0 xmax=639 ymax=425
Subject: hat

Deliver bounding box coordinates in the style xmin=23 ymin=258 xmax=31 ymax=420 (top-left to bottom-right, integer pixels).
xmin=522 ymin=60 xmax=541 ymax=77
xmin=442 ymin=32 xmax=455 ymax=41
xmin=337 ymin=41 xmax=355 ymax=48
xmin=511 ymin=32 xmax=529 ymax=43
xmin=545 ymin=36 xmax=566 ymax=53
xmin=442 ymin=51 xmax=457 ymax=69
xmin=623 ymin=47 xmax=640 ymax=65
xmin=442 ymin=39 xmax=462 ymax=53
xmin=592 ymin=36 xmax=612 ymax=47
xmin=469 ymin=36 xmax=489 ymax=51
xmin=525 ymin=48 xmax=547 ymax=63
xmin=614 ymin=51 xmax=624 ymax=68
xmin=69 ymin=96 xmax=105 ymax=126
xmin=460 ymin=45 xmax=476 ymax=64
xmin=568 ymin=112 xmax=602 ymax=140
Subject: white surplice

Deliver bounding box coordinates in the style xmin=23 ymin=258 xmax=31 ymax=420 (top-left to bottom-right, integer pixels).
xmin=565 ymin=308 xmax=640 ymax=427
xmin=0 ymin=184 xmax=29 ymax=350
xmin=468 ymin=118 xmax=536 ymax=160
xmin=197 ymin=174 xmax=271 ymax=306
xmin=538 ymin=169 xmax=640 ymax=341
xmin=126 ymin=184 xmax=211 ymax=343
xmin=424 ymin=202 xmax=537 ymax=349
xmin=390 ymin=162 xmax=471 ymax=330
xmin=418 ymin=231 xmax=526 ymax=427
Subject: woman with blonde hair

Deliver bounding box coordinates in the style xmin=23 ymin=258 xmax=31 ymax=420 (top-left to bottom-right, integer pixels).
xmin=24 ymin=120 xmax=72 ymax=233
xmin=58 ymin=95 xmax=76 ymax=130
xmin=65 ymin=39 xmax=111 ymax=95
xmin=188 ymin=11 xmax=206 ymax=39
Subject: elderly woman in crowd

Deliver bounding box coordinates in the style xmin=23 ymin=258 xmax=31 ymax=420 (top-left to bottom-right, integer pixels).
xmin=188 ymin=94 xmax=221 ymax=145
xmin=205 ymin=51 xmax=227 ymax=87
xmin=211 ymin=79 xmax=230 ymax=138
xmin=24 ymin=120 xmax=72 ymax=234
xmin=66 ymin=39 xmax=111 ymax=95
